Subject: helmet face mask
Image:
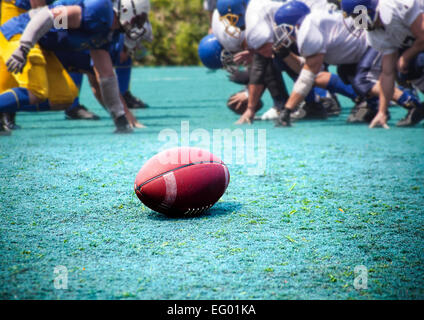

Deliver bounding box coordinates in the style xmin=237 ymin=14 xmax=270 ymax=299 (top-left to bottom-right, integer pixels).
xmin=219 ymin=16 xmax=242 ymax=39
xmin=273 ymin=23 xmax=295 ymax=50
xmin=220 ymin=49 xmax=237 ymax=73
xmin=217 ymin=0 xmax=249 ymax=36
xmin=122 ymin=12 xmax=148 ymax=40
xmin=114 ymin=0 xmax=151 ymax=41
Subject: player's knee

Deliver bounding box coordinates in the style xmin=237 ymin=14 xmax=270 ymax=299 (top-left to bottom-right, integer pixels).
xmin=352 ymin=74 xmax=373 ymax=98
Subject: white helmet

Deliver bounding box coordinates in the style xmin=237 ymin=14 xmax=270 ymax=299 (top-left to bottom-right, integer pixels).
xmin=113 ymin=0 xmax=151 ymax=40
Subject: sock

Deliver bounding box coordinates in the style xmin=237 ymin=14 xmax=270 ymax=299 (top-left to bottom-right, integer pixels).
xmin=314 ymin=87 xmax=328 ymax=98
xmin=115 ymin=57 xmax=132 ymax=94
xmin=326 ymin=74 xmax=357 ymax=100
xmin=66 ymin=73 xmax=83 ymax=111
xmin=304 ymin=89 xmax=315 ymax=103
xmin=0 ymin=88 xmax=31 ymax=113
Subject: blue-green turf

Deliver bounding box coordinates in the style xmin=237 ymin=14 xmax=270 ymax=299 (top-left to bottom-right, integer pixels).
xmin=0 ymin=67 xmax=423 ymax=300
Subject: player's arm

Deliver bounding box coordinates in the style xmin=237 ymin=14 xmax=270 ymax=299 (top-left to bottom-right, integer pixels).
xmin=6 ymin=5 xmax=82 ymax=73
xmin=87 ymin=72 xmax=143 ymax=129
xmin=398 ymin=13 xmax=424 ymax=73
xmin=90 ymin=49 xmax=126 ymax=120
xmin=285 ymin=54 xmax=324 ymax=110
xmin=236 ymin=53 xmax=267 ymax=124
xmin=90 ymin=49 xmax=141 ymax=129
xmin=276 ymin=53 xmax=324 ymax=127
xmin=369 ymin=52 xmax=397 ymax=129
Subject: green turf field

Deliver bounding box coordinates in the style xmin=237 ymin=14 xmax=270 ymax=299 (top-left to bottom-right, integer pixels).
xmin=0 ymin=67 xmax=423 ymax=299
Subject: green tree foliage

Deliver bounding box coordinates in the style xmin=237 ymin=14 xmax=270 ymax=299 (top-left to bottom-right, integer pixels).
xmin=139 ymin=0 xmax=210 ymax=66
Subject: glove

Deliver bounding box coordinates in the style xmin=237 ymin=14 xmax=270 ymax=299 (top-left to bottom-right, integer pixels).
xmin=275 ymin=108 xmax=292 ymax=127
xmin=6 ymin=41 xmax=32 ymax=74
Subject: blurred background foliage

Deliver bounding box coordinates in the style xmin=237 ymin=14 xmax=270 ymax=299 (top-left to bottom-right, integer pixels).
xmin=138 ymin=0 xmax=211 ymax=66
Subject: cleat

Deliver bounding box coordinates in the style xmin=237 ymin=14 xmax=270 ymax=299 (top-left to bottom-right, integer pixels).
xmin=7 ymin=113 xmax=21 ymax=130
xmin=123 ymin=91 xmax=148 ymax=109
xmin=2 ymin=112 xmax=21 ymax=130
xmin=290 ymin=101 xmax=328 ymax=121
xmin=65 ymin=105 xmax=100 ymax=120
xmin=256 ymin=106 xmax=280 ymax=120
xmin=321 ymin=95 xmax=341 ymax=117
xmin=396 ymin=107 xmax=424 ymax=127
xmin=0 ymin=116 xmax=12 ymax=136
xmin=114 ymin=115 xmax=133 ymax=134
xmin=346 ymin=101 xmax=378 ymax=123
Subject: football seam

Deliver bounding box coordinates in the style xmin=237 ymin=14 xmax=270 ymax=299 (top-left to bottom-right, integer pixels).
xmin=135 ymin=161 xmax=226 ymax=191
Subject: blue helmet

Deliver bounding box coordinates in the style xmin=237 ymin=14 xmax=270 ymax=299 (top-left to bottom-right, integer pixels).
xmin=217 ymin=0 xmax=250 ymax=28
xmin=341 ymin=0 xmax=379 ymax=28
xmin=273 ymin=1 xmax=310 ymax=49
xmin=198 ymin=34 xmax=223 ymax=70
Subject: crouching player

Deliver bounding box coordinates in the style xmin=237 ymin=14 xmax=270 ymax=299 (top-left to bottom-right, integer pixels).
xmin=0 ymin=0 xmax=150 ymax=135
xmin=342 ymin=0 xmax=424 ymax=128
xmin=0 ymin=0 xmax=59 ymax=133
xmin=273 ymin=1 xmax=420 ymax=127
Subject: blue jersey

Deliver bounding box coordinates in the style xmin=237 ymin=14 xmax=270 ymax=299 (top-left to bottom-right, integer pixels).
xmin=54 ymin=33 xmax=126 ymax=74
xmin=13 ymin=0 xmax=56 ymax=11
xmin=0 ymin=0 xmax=116 ymax=51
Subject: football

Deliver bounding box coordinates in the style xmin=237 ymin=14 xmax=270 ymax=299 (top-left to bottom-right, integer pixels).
xmin=134 ymin=147 xmax=230 ymax=217
xmin=227 ymin=91 xmax=264 ymax=115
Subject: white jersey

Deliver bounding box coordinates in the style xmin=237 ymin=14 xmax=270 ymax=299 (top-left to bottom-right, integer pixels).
xmin=246 ymin=0 xmax=282 ymax=50
xmin=297 ymin=10 xmax=368 ymax=65
xmin=367 ymin=0 xmax=424 ymax=55
xmin=245 ymin=0 xmax=333 ymax=50
xmin=212 ymin=9 xmax=245 ymax=53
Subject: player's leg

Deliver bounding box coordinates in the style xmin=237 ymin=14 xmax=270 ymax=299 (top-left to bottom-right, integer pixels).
xmin=0 ymin=1 xmax=29 ymax=131
xmin=64 ymin=72 xmax=100 ymax=120
xmin=117 ymin=55 xmax=148 ymax=109
xmin=395 ymin=53 xmax=424 ymax=126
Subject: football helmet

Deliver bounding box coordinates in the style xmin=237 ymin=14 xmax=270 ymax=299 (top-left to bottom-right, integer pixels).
xmin=113 ymin=0 xmax=151 ymax=40
xmin=273 ymin=1 xmax=310 ymax=49
xmin=217 ymin=0 xmax=249 ymax=38
xmin=198 ymin=34 xmax=223 ymax=70
xmin=341 ymin=0 xmax=379 ymax=30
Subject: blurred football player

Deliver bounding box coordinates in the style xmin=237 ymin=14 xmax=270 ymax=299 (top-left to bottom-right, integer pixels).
xmin=0 ymin=0 xmax=150 ymax=135
xmin=219 ymin=0 xmax=345 ymax=124
xmin=342 ymin=0 xmax=424 ymax=128
xmin=0 ymin=0 xmax=58 ymax=133
xmin=206 ymin=8 xmax=289 ymax=119
xmin=273 ymin=1 xmax=421 ymax=127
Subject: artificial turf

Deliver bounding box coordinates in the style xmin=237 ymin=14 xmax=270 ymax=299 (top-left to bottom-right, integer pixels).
xmin=0 ymin=66 xmax=423 ymax=300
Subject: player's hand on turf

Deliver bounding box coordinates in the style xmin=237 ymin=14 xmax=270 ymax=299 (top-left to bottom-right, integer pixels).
xmin=233 ymin=50 xmax=253 ymax=66
xmin=6 ymin=41 xmax=31 ymax=74
xmin=369 ymin=112 xmax=389 ymax=129
xmin=126 ymin=111 xmax=145 ymax=129
xmin=275 ymin=108 xmax=292 ymax=127
xmin=236 ymin=109 xmax=255 ymax=125
xmin=229 ymin=91 xmax=248 ymax=112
